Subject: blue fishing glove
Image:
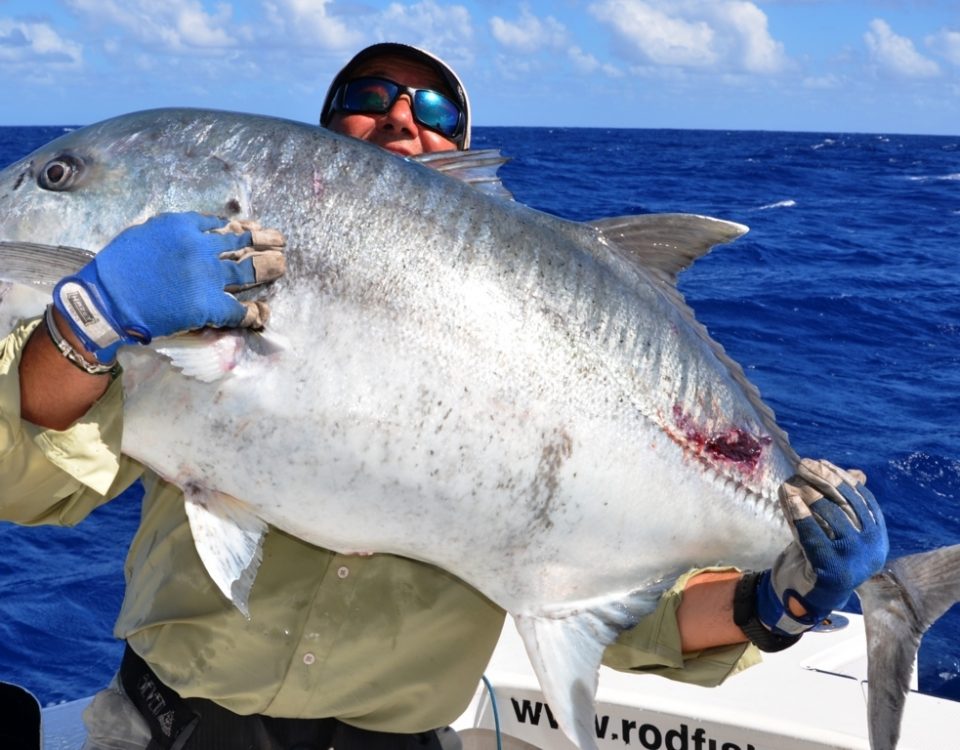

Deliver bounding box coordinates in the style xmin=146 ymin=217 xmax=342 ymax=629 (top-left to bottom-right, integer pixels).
xmin=757 ymin=458 xmax=889 ymax=636
xmin=53 ymin=212 xmax=285 ymax=363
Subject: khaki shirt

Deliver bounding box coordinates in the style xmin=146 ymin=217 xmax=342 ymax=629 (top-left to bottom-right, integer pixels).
xmin=0 ymin=318 xmax=759 ymax=732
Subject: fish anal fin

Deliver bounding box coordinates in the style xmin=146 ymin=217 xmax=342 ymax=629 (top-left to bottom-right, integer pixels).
xmin=514 ymin=593 xmax=661 ymax=750
xmin=515 ymin=613 xmax=605 ymax=750
xmin=590 ymin=213 xmax=748 ymax=283
xmin=182 ymin=485 xmax=268 ymax=618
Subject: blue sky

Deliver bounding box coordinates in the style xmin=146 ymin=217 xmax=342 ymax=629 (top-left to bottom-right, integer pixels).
xmin=2 ymin=0 xmax=960 ymax=135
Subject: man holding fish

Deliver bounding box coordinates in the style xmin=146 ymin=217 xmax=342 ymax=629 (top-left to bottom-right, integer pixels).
xmin=0 ymin=43 xmax=886 ymax=750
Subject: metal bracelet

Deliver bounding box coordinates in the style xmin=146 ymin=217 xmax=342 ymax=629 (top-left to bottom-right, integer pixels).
xmin=44 ymin=304 xmax=119 ymax=377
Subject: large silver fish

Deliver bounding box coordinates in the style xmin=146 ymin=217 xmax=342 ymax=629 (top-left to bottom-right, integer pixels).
xmin=0 ymin=109 xmax=957 ymax=750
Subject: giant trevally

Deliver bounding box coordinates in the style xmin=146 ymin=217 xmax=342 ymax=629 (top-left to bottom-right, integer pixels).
xmin=1 ymin=109 xmax=958 ymax=750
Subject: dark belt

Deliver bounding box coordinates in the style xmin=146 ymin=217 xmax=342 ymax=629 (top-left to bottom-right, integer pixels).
xmin=119 ymin=644 xmax=448 ymax=750
xmin=119 ymin=644 xmax=200 ymax=750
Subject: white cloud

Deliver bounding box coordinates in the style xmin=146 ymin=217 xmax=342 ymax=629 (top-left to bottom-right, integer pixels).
xmin=489 ymin=8 xmax=624 ymax=78
xmin=490 ymin=7 xmax=567 ymax=54
xmin=926 ymin=27 xmax=960 ymax=67
xmin=66 ymin=0 xmax=245 ymax=52
xmin=0 ymin=18 xmax=83 ymax=68
xmin=723 ymin=1 xmax=785 ymax=73
xmin=568 ymin=45 xmax=623 ymax=77
xmin=864 ymin=19 xmax=939 ymax=78
xmin=373 ymin=1 xmax=474 ymax=64
xmin=590 ymin=0 xmax=716 ymax=68
xmin=588 ymin=0 xmax=787 ymax=74
xmin=263 ymin=0 xmax=362 ymax=50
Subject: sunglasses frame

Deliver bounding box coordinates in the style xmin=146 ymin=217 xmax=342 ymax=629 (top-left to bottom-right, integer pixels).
xmin=333 ymin=76 xmax=464 ymax=141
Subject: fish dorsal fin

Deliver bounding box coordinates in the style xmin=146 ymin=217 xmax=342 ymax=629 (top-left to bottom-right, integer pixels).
xmin=182 ymin=485 xmax=268 ymax=618
xmin=589 ymin=213 xmax=748 ymax=284
xmin=412 ymin=149 xmax=514 ymax=200
xmin=0 ymin=240 xmax=94 ymax=287
xmin=584 ymin=212 xmax=796 ymax=468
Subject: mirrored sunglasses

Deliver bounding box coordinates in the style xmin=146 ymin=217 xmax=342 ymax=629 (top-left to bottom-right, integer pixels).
xmin=334 ymin=76 xmax=464 ymax=140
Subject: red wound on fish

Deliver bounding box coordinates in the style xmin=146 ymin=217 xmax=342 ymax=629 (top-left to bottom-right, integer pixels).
xmin=671 ymin=404 xmax=768 ymax=472
xmin=705 ymin=429 xmax=763 ymax=464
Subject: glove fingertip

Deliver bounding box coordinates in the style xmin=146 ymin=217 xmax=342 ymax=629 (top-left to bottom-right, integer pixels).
xmin=229 ymin=230 xmax=255 ymax=249
xmin=251 ymin=252 xmax=285 ymax=284
xmin=809 ymin=496 xmax=858 ymax=536
xmin=194 ymin=212 xmax=230 ymax=232
xmin=239 ymin=300 xmax=270 ymax=329
xmin=221 ymin=254 xmax=259 ymax=291
xmin=797 ymin=457 xmax=822 ymax=473
xmin=778 ymin=488 xmax=811 ymax=522
xmin=206 ymin=295 xmax=247 ymax=328
xmin=212 ymin=296 xmax=269 ymax=331
xmin=211 ymin=230 xmax=255 ymax=261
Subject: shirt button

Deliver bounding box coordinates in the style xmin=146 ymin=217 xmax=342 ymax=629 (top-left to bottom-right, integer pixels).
xmin=303 ymin=652 xmax=316 ymax=666
xmin=337 ymin=566 xmax=349 ymax=579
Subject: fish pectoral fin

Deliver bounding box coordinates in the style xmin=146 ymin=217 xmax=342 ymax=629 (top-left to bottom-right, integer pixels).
xmin=857 ymin=544 xmax=960 ymax=750
xmin=0 ymin=240 xmax=94 ymax=286
xmin=411 ymin=149 xmax=514 ymax=200
xmin=589 ymin=213 xmax=748 ymax=283
xmin=155 ymin=328 xmax=286 ymax=382
xmin=182 ymin=485 xmax=268 ymax=618
xmin=515 ymin=597 xmax=656 ymax=750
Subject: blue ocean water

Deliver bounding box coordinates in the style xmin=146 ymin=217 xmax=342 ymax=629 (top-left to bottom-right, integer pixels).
xmin=1 ymin=124 xmax=958 ymax=707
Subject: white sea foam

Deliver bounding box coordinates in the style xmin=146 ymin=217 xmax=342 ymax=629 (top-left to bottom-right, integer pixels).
xmin=758 ymin=199 xmax=796 ymax=210
xmin=906 ymin=173 xmax=960 ymax=182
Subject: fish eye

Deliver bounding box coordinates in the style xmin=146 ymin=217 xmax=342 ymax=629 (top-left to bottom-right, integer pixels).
xmin=37 ymin=154 xmax=84 ymax=191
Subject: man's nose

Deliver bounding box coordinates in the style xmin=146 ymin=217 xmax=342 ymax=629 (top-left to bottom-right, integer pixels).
xmin=381 ymin=94 xmax=416 ymax=131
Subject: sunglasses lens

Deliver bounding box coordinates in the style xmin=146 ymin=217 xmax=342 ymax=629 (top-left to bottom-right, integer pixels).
xmin=338 ymin=77 xmax=462 ymax=139
xmin=413 ymin=90 xmax=461 ymax=138
xmin=340 ymin=78 xmax=399 ymax=113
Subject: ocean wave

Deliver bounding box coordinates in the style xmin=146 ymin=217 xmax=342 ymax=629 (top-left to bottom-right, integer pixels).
xmin=757 ymin=199 xmax=796 ymax=210
xmin=905 ymin=173 xmax=960 ymax=182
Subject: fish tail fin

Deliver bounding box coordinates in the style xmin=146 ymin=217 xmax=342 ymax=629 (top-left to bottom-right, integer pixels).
xmin=857 ymin=544 xmax=960 ymax=750
xmin=514 ymin=593 xmax=662 ymax=750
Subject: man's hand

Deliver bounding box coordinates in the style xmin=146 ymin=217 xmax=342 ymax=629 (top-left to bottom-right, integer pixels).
xmin=757 ymin=458 xmax=889 ymax=636
xmin=53 ymin=212 xmax=285 ymax=363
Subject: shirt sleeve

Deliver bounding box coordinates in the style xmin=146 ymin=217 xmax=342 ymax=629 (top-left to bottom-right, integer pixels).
xmin=0 ymin=317 xmax=142 ymax=526
xmin=602 ymin=567 xmax=761 ymax=686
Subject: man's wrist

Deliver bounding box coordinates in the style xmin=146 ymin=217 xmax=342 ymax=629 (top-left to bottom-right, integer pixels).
xmin=53 ymin=276 xmax=136 ymax=363
xmin=44 ymin=305 xmax=120 ymax=376
xmin=733 ymin=571 xmax=803 ymax=653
